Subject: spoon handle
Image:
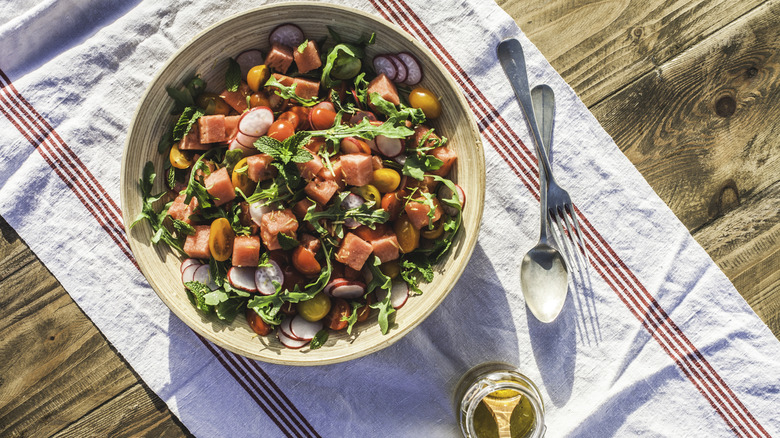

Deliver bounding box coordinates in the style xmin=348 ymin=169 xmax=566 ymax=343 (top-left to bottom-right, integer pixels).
xmin=531 ymin=85 xmax=555 ymax=238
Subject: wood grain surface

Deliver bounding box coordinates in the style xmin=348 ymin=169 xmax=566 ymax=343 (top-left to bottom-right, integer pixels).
xmin=1 ymin=0 xmax=777 ymax=436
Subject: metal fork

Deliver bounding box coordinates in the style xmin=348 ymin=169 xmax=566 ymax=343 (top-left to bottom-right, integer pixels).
xmin=497 ymin=38 xmax=588 ymax=268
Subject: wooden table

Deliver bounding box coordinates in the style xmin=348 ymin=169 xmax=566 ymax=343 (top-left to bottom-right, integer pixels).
xmin=1 ymin=1 xmax=777 ymax=435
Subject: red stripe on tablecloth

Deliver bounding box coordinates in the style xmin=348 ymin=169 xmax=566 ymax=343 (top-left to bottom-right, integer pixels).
xmin=369 ymin=1 xmax=769 ymax=437
xmin=0 ymin=68 xmax=320 ymax=438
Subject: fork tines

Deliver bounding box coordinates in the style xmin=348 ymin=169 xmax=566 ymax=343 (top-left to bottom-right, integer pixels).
xmin=548 ymin=205 xmax=589 ymax=271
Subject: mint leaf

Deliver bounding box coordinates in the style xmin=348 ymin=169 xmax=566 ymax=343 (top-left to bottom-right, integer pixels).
xmin=172 ymin=107 xmax=204 ymax=141
xmin=402 ymin=154 xmax=443 ymax=180
xmin=225 ymin=57 xmax=241 ymax=92
xmin=277 ymin=232 xmax=299 ymax=250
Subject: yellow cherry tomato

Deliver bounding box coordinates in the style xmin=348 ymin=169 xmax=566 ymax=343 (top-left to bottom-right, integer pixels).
xmin=298 ymin=292 xmax=332 ymax=322
xmin=231 ymin=157 xmax=256 ymax=195
xmin=408 ymin=87 xmax=442 ymax=119
xmin=169 ymin=143 xmax=192 ymax=169
xmin=371 ymin=168 xmax=401 ymax=193
xmin=354 ymin=184 xmax=382 ymax=207
xmin=394 ymin=215 xmax=420 ymax=254
xmin=209 ymin=218 xmax=235 ymax=262
xmin=247 ymin=65 xmax=271 ymax=93
xmin=421 ymin=220 xmax=444 ymax=240
xmin=196 ymin=92 xmax=232 ymax=115
xmin=380 ymin=260 xmax=401 ymax=279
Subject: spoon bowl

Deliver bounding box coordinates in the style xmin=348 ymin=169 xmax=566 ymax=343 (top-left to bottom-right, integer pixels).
xmin=520 ymin=243 xmax=568 ymax=323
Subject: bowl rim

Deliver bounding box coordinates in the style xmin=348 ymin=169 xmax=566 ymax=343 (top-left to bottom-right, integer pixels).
xmin=120 ymin=1 xmax=485 ymax=365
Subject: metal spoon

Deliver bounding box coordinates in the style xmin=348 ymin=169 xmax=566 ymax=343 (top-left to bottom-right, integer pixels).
xmin=497 ymin=40 xmax=568 ymax=323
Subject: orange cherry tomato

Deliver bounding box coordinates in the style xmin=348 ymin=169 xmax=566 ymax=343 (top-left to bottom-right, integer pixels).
xmin=249 ymin=92 xmax=271 ymax=109
xmin=393 ymin=214 xmax=420 ymax=254
xmin=381 ymin=191 xmax=406 ymax=220
xmin=246 ymin=308 xmax=272 ymax=336
xmin=278 ymin=110 xmax=302 ymax=130
xmin=247 ymin=65 xmax=271 ymax=92
xmin=196 ymin=92 xmax=232 ymax=115
xmin=408 ymin=87 xmax=442 ymax=119
xmin=324 ymin=298 xmax=351 ymax=331
xmin=267 ymin=119 xmax=295 ymax=141
xmin=292 ymin=246 xmax=321 ymax=277
xmin=169 ymin=143 xmax=192 ymax=169
xmin=288 ymin=106 xmax=311 ymax=129
xmin=309 ymin=106 xmax=337 ymax=130
xmin=209 ymin=217 xmax=235 ymax=262
xmin=421 ymin=219 xmax=445 ymax=240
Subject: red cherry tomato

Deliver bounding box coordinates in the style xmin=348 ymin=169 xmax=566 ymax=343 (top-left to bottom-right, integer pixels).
xmin=381 ymin=191 xmax=406 ymax=220
xmin=246 ymin=309 xmax=272 ymax=336
xmin=268 ymin=119 xmax=295 ymax=141
xmin=278 ymin=110 xmax=301 ymax=130
xmin=309 ymin=107 xmax=337 ymax=130
xmin=324 ymin=298 xmax=352 ymax=331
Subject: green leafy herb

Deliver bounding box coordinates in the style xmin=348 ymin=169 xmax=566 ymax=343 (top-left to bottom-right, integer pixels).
xmin=402 ymin=153 xmax=443 ymax=180
xmin=221 ymin=149 xmax=245 ymax=176
xmin=247 ymin=133 xmax=313 ymax=206
xmin=254 ymin=133 xmax=314 ymax=164
xmin=309 ymin=329 xmax=329 ymax=349
xmin=277 ymin=232 xmax=299 ymax=250
xmin=297 ymin=39 xmax=309 ymax=53
xmin=129 ymin=162 xmax=187 ymax=256
xmin=420 ymin=175 xmax=463 ymax=261
xmin=215 ymin=297 xmax=244 ymax=323
xmin=400 ymin=253 xmax=434 ymax=295
xmin=264 ymin=75 xmax=322 ymax=107
xmin=343 ymin=300 xmax=362 ymax=335
xmin=369 ymin=92 xmax=426 ymax=125
xmin=366 ymin=256 xmax=395 ymax=334
xmin=353 ymin=72 xmax=369 ymax=106
xmin=166 ymin=86 xmax=195 ymax=114
xmin=321 ymin=44 xmax=362 ymax=88
xmin=171 ymin=219 xmax=196 ymax=236
xmin=225 ymin=57 xmax=241 ymax=92
xmin=185 ymin=281 xmax=212 ymax=313
xmin=172 ymin=107 xmax=205 ymax=141
xmin=166 ymin=166 xmax=177 ymax=190
xmin=308 ymin=117 xmax=414 ymax=142
xmin=158 ymin=130 xmax=174 ymax=154
xmin=304 ymin=192 xmax=389 ymax=239
xmin=228 ymin=203 xmax=251 ymax=236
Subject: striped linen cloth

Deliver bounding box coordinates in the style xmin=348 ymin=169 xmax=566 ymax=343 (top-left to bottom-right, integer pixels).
xmin=1 ymin=0 xmax=779 ymax=436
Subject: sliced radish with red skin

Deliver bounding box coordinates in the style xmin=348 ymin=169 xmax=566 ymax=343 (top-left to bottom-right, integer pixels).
xmin=393 ymin=154 xmax=407 ymax=166
xmin=388 ymin=55 xmax=407 ymax=83
xmin=376 ymin=135 xmax=404 ymax=157
xmin=235 ymin=131 xmax=259 ymax=148
xmin=229 ymin=138 xmax=256 ymax=155
xmin=330 ymin=281 xmax=366 ymax=300
xmin=238 ymin=107 xmax=274 ymax=137
xmin=342 ymin=192 xmax=365 ymax=210
xmin=180 ymin=258 xmax=201 ymax=273
xmin=249 ymin=201 xmax=272 ymax=226
xmin=438 ymin=183 xmax=466 ymax=216
xmin=372 ymin=55 xmax=397 ymax=81
xmin=269 ymin=23 xmax=305 ymax=48
xmin=397 ymin=52 xmax=422 ymax=85
xmin=289 ymin=315 xmax=322 ymax=341
xmin=349 ymin=111 xmax=378 ymax=125
xmin=193 ymin=264 xmax=218 ymax=290
xmin=255 ymin=260 xmax=284 ymax=295
xmin=324 ymin=278 xmax=349 ymax=296
xmin=279 ymin=318 xmax=303 ymax=340
xmin=278 ymin=329 xmax=310 ymax=349
xmin=228 ymin=267 xmax=258 ymax=293
xmin=182 ymin=264 xmax=200 ymax=285
xmin=366 ymin=138 xmax=379 ymax=153
xmin=340 ymin=137 xmax=371 ymax=154
xmin=376 ymin=280 xmax=409 ymax=309
xmin=236 ymin=49 xmax=265 ymax=79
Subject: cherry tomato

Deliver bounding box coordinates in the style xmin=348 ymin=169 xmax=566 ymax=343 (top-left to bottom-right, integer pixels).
xmin=394 ymin=214 xmax=420 ymax=254
xmin=282 ymin=264 xmax=306 ymax=293
xmin=267 ymin=119 xmax=295 ymax=141
xmin=231 ymin=157 xmax=256 ymax=195
xmin=408 ymin=87 xmax=442 ymax=119
xmin=421 ymin=219 xmax=445 ymax=240
xmin=278 ymin=110 xmax=302 ymax=130
xmin=247 ymin=65 xmax=271 ymax=92
xmin=169 ymin=143 xmax=192 ymax=169
xmin=196 ymin=92 xmax=232 ymax=115
xmin=292 ymin=245 xmax=321 ymax=277
xmin=246 ymin=308 xmax=272 ymax=336
xmin=380 ymin=260 xmax=401 ymax=279
xmin=356 ymin=296 xmax=373 ymax=322
xmin=309 ymin=106 xmax=337 ymax=130
xmin=298 ymin=292 xmax=331 ymax=322
xmin=324 ymin=298 xmax=351 ymax=331
xmin=249 ymin=92 xmax=271 ymax=108
xmin=280 ymin=301 xmax=297 ymax=316
xmin=371 ymin=169 xmax=401 ymax=193
xmin=381 ymin=191 xmax=406 ymax=220
xmin=289 ymin=106 xmax=311 ymax=130
xmin=209 ymin=217 xmax=235 ymax=262
xmin=354 ymin=184 xmax=381 ymax=207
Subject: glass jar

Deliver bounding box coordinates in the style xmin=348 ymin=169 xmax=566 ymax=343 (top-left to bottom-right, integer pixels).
xmin=454 ymin=362 xmax=546 ymax=438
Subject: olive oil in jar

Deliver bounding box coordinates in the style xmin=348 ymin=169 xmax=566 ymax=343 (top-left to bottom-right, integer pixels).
xmin=455 ymin=363 xmax=545 ymax=438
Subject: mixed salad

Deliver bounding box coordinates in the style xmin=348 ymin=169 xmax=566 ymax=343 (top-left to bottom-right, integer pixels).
xmin=132 ymin=23 xmax=465 ymax=350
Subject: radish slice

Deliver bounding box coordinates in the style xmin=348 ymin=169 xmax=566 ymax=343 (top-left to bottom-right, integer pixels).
xmin=340 ymin=137 xmax=370 ymax=154
xmin=278 ymin=329 xmax=310 ymax=349
xmin=239 ymin=107 xmax=274 ymax=137
xmin=279 ymin=318 xmax=303 ymax=340
xmin=397 ymin=52 xmax=422 ymax=85
xmin=193 ymin=264 xmax=218 ymax=291
xmin=342 ymin=193 xmax=365 ymax=210
xmin=249 ymin=201 xmax=272 ymax=226
xmin=182 ymin=263 xmax=200 ymax=284
xmin=366 ymin=138 xmax=379 ymax=153
xmin=376 ymin=280 xmax=409 ymax=309
xmin=236 ymin=49 xmax=265 ymax=80
xmin=330 ymin=281 xmax=366 ymax=299
xmin=269 ymin=23 xmax=305 ymax=48
xmin=438 ymin=183 xmax=466 ymax=216
xmin=289 ymin=315 xmax=322 ymax=341
xmin=180 ymin=258 xmax=201 ymax=273
xmin=376 ymin=135 xmax=404 ymax=157
xmin=372 ymin=55 xmax=397 ymax=81
xmin=393 ymin=154 xmax=407 ymax=166
xmin=349 ymin=111 xmax=378 ymax=125
xmin=228 ymin=267 xmax=258 ymax=293
xmin=324 ymin=277 xmax=348 ymax=296
xmin=229 ymin=138 xmax=256 ymax=155
xmin=235 ymin=131 xmax=260 ymax=148
xmin=388 ymin=55 xmax=407 ymax=84
xmin=255 ymin=260 xmax=284 ymax=295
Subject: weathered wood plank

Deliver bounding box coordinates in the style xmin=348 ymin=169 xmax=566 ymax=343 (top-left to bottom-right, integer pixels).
xmin=0 ymin=216 xmax=187 ymax=437
xmin=53 ymin=384 xmax=189 ymax=438
xmin=693 ymin=181 xmax=780 ymax=337
xmin=495 ymin=0 xmax=766 ymax=106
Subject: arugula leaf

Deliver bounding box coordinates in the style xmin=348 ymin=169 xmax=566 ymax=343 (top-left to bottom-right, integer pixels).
xmin=171 ymin=219 xmax=196 ymax=236
xmin=400 ymin=253 xmax=434 ymax=295
xmin=369 ymin=92 xmax=426 ymax=125
xmin=158 ymin=130 xmax=174 ymax=154
xmin=182 ymin=149 xmax=218 ymax=207
xmin=307 ymin=117 xmax=414 ymax=142
xmin=366 ymin=256 xmax=395 ymax=334
xmin=304 ymin=192 xmax=389 ymax=238
xmin=402 ymin=153 xmax=443 ymax=180
xmin=320 ymin=44 xmax=358 ymax=88
xmin=297 ymin=39 xmax=309 ymax=53
xmin=419 ymin=175 xmax=463 ymax=261
xmin=172 ymin=107 xmax=205 ymax=141
xmin=264 ymin=75 xmax=322 ymax=107
xmin=221 ymin=149 xmax=244 ymax=176
xmin=204 ymin=289 xmax=229 ymax=306
xmin=130 ymin=162 xmax=187 ymax=256
xmin=225 ymin=57 xmax=241 ymax=92
xmin=344 ymin=300 xmax=362 ymax=335
xmin=215 ymin=297 xmax=244 ymax=323
xmin=277 ymin=232 xmax=299 ymax=250
xmin=353 ymin=72 xmax=369 ymax=106
xmin=309 ymin=329 xmax=329 ymax=350
xmin=228 ymin=203 xmax=251 ymax=236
